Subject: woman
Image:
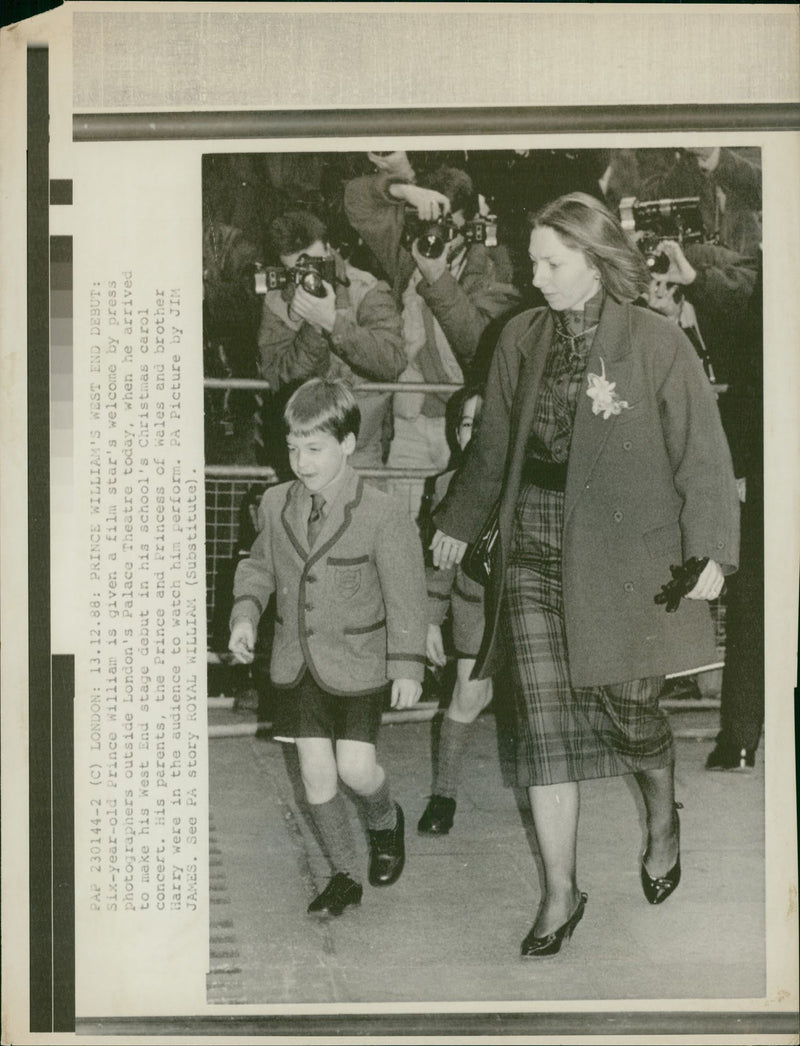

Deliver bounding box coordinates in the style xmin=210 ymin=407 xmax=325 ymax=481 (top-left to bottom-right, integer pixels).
xmin=431 ymin=193 xmax=740 ymax=958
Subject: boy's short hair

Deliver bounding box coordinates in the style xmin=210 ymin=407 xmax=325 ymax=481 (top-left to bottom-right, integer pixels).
xmin=284 ymin=378 xmax=361 ymax=442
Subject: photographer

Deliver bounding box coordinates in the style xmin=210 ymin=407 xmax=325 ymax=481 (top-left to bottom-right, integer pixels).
xmin=344 ymin=151 xmax=519 ymax=517
xmin=257 ymin=210 xmax=405 ymax=472
xmin=645 ymin=237 xmax=757 ymax=472
xmin=203 ymin=215 xmax=263 ymax=465
xmin=644 ymin=146 xmax=761 ymax=261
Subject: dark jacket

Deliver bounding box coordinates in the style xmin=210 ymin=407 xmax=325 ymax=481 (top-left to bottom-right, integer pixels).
xmin=435 ymin=297 xmax=740 ymax=688
xmin=344 ymin=172 xmax=520 ymax=414
xmin=257 ymin=254 xmax=404 ymax=468
xmin=681 ymin=241 xmax=759 ymax=475
xmin=425 ymin=470 xmax=485 ymax=625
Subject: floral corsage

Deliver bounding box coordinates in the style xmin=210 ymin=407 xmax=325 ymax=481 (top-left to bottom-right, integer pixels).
xmin=586 ymin=358 xmax=630 ymax=419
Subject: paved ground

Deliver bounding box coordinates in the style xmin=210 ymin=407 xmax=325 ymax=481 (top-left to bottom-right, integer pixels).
xmin=205 ymin=706 xmax=766 ymax=1008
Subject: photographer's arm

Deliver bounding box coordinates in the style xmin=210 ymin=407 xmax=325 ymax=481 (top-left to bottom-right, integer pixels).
xmin=388 ymin=182 xmax=450 ymax=221
xmin=417 ymin=247 xmax=520 ymax=365
xmin=714 ymin=148 xmax=762 ymax=209
xmin=656 ymin=332 xmax=740 ymax=574
xmin=681 ymin=242 xmax=756 ymax=317
xmin=367 ymin=151 xmax=417 ymax=182
xmin=256 ymin=297 xmax=330 ymax=389
xmin=344 ymin=170 xmax=450 ymax=288
xmin=343 ymin=172 xmax=409 ymax=285
xmin=329 ymin=281 xmax=405 ymax=381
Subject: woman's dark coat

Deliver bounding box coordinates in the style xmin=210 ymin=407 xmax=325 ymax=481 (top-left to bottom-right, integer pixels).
xmin=434 ymin=297 xmax=741 ymax=688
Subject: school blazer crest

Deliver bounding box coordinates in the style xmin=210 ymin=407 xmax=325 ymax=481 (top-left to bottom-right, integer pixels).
xmin=231 ymin=468 xmax=427 ymax=695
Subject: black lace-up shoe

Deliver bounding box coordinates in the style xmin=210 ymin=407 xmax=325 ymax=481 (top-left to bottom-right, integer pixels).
xmin=307 ymin=873 xmax=363 ymax=916
xmin=368 ymin=803 xmax=405 ymax=886
xmin=417 ymin=795 xmax=456 ymax=835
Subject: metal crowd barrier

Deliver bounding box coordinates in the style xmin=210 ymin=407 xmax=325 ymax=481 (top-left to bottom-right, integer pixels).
xmin=204 ymin=378 xmax=461 ymax=393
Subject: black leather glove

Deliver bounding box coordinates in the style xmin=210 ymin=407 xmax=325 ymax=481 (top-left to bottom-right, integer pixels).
xmin=654 ymin=557 xmax=709 ymax=613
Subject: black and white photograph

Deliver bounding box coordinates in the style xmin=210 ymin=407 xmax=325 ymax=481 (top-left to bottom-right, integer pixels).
xmin=1 ymin=4 xmax=798 ymax=1044
xmin=202 ymin=144 xmax=768 ymax=1006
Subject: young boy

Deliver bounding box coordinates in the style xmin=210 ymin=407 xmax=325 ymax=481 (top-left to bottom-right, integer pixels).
xmin=417 ymin=385 xmax=493 ymax=836
xmin=229 ymin=378 xmax=426 ymax=916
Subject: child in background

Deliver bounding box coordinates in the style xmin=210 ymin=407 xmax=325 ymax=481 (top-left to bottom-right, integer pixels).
xmin=229 ymin=378 xmax=427 ymax=915
xmin=418 ymin=385 xmax=493 ymax=836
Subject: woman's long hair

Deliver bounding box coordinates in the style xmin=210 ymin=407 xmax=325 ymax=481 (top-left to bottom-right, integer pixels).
xmin=531 ymin=192 xmax=650 ymax=302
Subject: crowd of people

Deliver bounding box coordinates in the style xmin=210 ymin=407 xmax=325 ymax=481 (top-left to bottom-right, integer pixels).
xmin=213 ymin=145 xmax=764 ymax=954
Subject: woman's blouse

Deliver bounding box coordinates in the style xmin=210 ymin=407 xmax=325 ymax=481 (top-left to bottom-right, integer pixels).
xmin=526 ymin=289 xmax=604 ymax=465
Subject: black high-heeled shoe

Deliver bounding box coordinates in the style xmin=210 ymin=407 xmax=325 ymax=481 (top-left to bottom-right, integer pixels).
xmin=641 ymin=802 xmax=682 ymax=905
xmin=520 ymin=892 xmax=588 ymax=958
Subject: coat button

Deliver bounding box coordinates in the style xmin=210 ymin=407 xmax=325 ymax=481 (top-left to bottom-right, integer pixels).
xmin=306 ymin=628 xmax=314 ymax=637
xmin=613 ymin=510 xmax=623 ymax=523
xmin=624 ymin=581 xmax=634 ymax=593
xmin=304 ymin=603 xmax=314 ymax=612
xmin=306 ymin=574 xmax=317 ymax=583
xmin=716 ymin=540 xmax=725 ymax=549
xmin=622 ymin=440 xmax=632 ymax=451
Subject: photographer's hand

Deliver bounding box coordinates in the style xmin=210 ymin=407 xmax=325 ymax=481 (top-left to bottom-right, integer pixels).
xmin=289 ymin=282 xmax=337 ymax=333
xmin=411 ymin=238 xmax=449 ymax=284
xmin=656 ymin=239 xmax=697 ymax=286
xmin=389 ymin=183 xmax=450 ymax=221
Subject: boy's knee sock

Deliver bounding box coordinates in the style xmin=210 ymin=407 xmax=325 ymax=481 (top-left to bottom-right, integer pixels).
xmin=433 ymin=716 xmax=474 ymax=799
xmin=358 ymin=775 xmax=396 ymax=831
xmin=308 ymin=793 xmax=358 ymax=879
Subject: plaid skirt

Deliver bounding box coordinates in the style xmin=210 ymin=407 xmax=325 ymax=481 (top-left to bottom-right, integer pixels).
xmin=502 ymin=483 xmax=675 ymax=787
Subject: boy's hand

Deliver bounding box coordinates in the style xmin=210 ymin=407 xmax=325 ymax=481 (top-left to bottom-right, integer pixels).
xmin=390 ymin=678 xmax=422 ymax=710
xmin=229 ymin=619 xmax=256 ymax=664
xmin=426 ymin=624 xmax=447 ymax=667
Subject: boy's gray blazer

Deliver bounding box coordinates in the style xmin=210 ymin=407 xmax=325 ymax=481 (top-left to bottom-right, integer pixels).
xmin=231 ymin=467 xmax=427 ymax=695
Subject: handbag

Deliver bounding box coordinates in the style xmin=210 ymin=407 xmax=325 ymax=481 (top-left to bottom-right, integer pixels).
xmin=460 ymin=500 xmax=500 ymax=586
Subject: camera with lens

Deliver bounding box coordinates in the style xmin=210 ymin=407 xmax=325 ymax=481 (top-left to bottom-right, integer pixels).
xmin=400 ymin=211 xmax=498 ymax=259
xmin=254 ymin=254 xmax=338 ymax=298
xmin=619 ymin=196 xmax=706 ymax=275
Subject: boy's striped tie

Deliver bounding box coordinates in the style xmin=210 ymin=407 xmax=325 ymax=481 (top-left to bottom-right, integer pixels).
xmin=307 ymin=493 xmax=325 ymax=546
